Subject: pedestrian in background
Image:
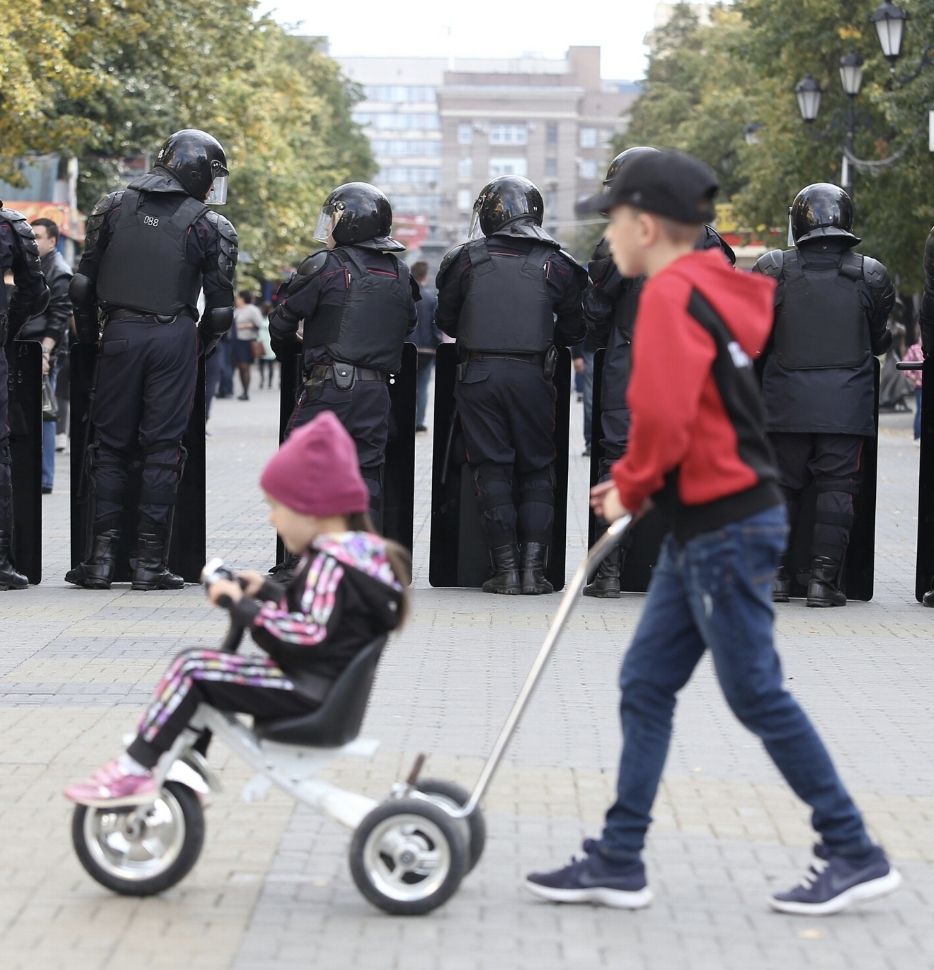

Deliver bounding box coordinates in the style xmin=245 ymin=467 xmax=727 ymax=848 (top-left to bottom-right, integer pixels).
xmin=233 ymin=290 xmax=262 ymax=401
xmin=526 ymin=149 xmax=901 ymax=917
xmin=257 ymin=300 xmax=277 ymax=390
xmin=409 ymin=260 xmax=441 ymax=432
xmin=904 ymin=337 xmax=924 ymax=440
xmin=16 ymin=218 xmax=72 ymax=494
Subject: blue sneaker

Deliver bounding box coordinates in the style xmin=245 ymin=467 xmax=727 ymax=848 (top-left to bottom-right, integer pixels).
xmin=524 ymin=839 xmax=653 ymax=909
xmin=769 ymin=843 xmax=902 ymax=915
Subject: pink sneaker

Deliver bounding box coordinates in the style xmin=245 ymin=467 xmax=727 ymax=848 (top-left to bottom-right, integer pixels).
xmin=64 ymin=759 xmax=158 ymax=807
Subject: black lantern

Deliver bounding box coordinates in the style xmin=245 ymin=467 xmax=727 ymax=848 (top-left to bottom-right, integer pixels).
xmin=839 ymin=50 xmax=864 ymax=96
xmin=794 ymin=74 xmax=823 ymax=122
xmin=870 ymin=1 xmax=909 ymax=68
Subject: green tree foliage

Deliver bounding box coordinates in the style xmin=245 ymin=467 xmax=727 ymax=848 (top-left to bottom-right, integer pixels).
xmin=0 ymin=0 xmax=374 ymax=277
xmin=611 ymin=0 xmax=934 ymax=290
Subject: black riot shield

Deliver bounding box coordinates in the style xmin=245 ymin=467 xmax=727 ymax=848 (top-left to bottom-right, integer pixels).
xmin=383 ymin=341 xmax=416 ymax=551
xmin=275 ymin=342 xmax=304 ymax=567
xmin=274 ymin=342 xmax=416 ymax=557
xmin=4 ymin=341 xmax=42 ymax=583
xmin=70 ymin=342 xmax=207 ymax=583
xmin=781 ymin=359 xmax=879 ymax=602
xmin=587 ymin=348 xmax=666 ymax=592
xmin=898 ymin=358 xmax=934 ymax=601
xmin=429 ymin=343 xmax=571 ymax=590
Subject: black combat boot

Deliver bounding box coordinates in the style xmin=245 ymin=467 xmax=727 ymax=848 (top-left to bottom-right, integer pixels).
xmin=65 ymin=529 xmax=121 ymax=589
xmin=132 ymin=534 xmax=184 ymax=590
xmin=0 ymin=531 xmax=27 ymax=590
xmin=583 ymin=553 xmax=620 ymax=598
xmin=520 ymin=542 xmax=553 ymax=595
xmin=268 ymin=552 xmax=300 ymax=585
xmin=923 ymin=582 xmax=934 ymax=608
xmin=773 ymin=566 xmax=791 ymax=603
xmin=806 ymin=557 xmax=846 ymax=608
xmin=481 ymin=543 xmax=521 ymax=595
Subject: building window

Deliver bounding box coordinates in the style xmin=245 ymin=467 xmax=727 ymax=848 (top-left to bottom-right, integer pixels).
xmin=578 ymin=159 xmax=598 ymax=180
xmin=371 ymin=140 xmax=441 ymax=157
xmin=546 ymin=122 xmax=558 ymax=145
xmin=489 ymin=123 xmax=528 ymax=145
xmin=458 ymin=123 xmax=473 ymax=145
xmin=579 ymin=128 xmax=597 ymax=148
xmin=387 ymin=194 xmax=440 ymax=214
xmin=363 ymin=85 xmax=437 ymax=103
xmin=489 ymin=157 xmax=528 ymax=177
xmin=545 ymin=189 xmax=558 ymax=212
xmin=457 ymin=157 xmax=472 ymax=178
xmin=371 ymin=113 xmax=440 ymax=131
xmin=545 ymin=157 xmax=558 ymax=177
xmin=457 ymin=189 xmax=473 ymax=212
xmin=377 ymin=166 xmax=441 ymax=186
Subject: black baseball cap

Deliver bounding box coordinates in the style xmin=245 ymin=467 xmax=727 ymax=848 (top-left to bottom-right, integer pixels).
xmin=576 ymin=149 xmax=718 ymax=224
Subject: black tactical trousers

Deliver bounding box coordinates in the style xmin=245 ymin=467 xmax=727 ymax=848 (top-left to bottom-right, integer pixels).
xmin=0 ymin=351 xmax=11 ymax=528
xmin=455 ymin=358 xmax=556 ymax=548
xmin=90 ymin=316 xmax=199 ymax=531
xmin=287 ymin=378 xmax=390 ymax=516
xmin=770 ymin=432 xmax=863 ymax=562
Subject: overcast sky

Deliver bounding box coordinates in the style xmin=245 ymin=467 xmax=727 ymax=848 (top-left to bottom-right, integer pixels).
xmin=257 ymin=0 xmax=658 ymax=80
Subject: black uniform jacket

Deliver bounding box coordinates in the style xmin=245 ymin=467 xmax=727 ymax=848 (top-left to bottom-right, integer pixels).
xmin=757 ymin=239 xmax=894 ymax=436
xmin=435 ymin=235 xmax=586 ymax=348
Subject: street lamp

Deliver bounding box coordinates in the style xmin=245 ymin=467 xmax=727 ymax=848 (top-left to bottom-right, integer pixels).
xmin=870 ymin=1 xmax=909 ymax=70
xmin=794 ymin=74 xmax=823 ymax=123
xmin=839 ymin=50 xmax=864 ymax=96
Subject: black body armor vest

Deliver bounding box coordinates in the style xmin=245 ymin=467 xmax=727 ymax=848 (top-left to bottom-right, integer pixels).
xmin=304 ymin=247 xmax=412 ymax=374
xmin=774 ymin=251 xmax=870 ymax=370
xmin=457 ymin=239 xmax=556 ymax=353
xmin=96 ymin=189 xmax=207 ymax=315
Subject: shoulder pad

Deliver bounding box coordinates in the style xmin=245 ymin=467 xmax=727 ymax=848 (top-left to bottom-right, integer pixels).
xmin=754 ymin=250 xmax=785 ymax=278
xmin=0 ymin=206 xmax=27 ymax=225
xmin=205 ymin=209 xmax=238 ymax=243
xmin=205 ymin=210 xmax=239 ymax=279
xmin=861 ymin=255 xmax=890 ymax=289
xmin=297 ymin=249 xmax=330 ymax=278
xmin=557 ymin=249 xmax=590 ymax=287
xmin=437 ymin=244 xmax=466 ymax=285
xmin=91 ymin=191 xmax=124 ymax=217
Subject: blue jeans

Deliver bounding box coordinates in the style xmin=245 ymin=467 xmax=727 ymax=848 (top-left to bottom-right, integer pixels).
xmin=597 ymin=505 xmax=871 ymax=861
xmin=915 ymin=386 xmax=922 ymax=440
xmin=42 ymin=362 xmax=60 ymax=490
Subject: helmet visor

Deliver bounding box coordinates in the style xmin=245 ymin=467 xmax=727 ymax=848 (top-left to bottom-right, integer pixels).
xmin=205 ymin=176 xmax=228 ymax=205
xmin=313 ymin=204 xmax=343 ymax=243
xmin=467 ymin=208 xmax=484 ymax=240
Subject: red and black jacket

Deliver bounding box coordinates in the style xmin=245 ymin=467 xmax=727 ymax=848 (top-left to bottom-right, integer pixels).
xmin=612 ymin=249 xmax=782 ymax=541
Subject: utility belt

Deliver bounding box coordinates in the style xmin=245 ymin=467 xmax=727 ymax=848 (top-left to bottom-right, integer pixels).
xmin=458 ymin=346 xmax=558 ymax=381
xmin=107 ymin=308 xmax=178 ymax=325
xmin=304 ymin=361 xmax=388 ymax=398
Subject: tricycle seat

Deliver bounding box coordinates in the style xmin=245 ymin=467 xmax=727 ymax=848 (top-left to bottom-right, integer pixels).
xmin=254 ymin=637 xmax=387 ymax=748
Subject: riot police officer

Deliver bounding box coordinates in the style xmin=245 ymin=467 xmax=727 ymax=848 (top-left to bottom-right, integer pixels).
xmin=754 ymin=183 xmax=894 ymax=607
xmin=0 ymin=203 xmax=50 ymax=589
xmin=582 ymin=148 xmax=657 ymax=597
xmin=268 ymin=182 xmax=418 ymax=574
xmin=435 ymin=176 xmax=587 ymax=595
xmin=66 ymin=128 xmax=239 ymax=591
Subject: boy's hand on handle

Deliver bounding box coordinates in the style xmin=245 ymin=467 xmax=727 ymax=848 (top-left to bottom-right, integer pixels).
xmin=208 ymin=578 xmax=243 ymax=607
xmin=590 ymin=481 xmax=628 ymax=522
xmin=235 ymin=570 xmax=266 ymax=596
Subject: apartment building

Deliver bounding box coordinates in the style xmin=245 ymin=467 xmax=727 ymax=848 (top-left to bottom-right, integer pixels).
xmin=337 ymin=49 xmax=637 ymax=256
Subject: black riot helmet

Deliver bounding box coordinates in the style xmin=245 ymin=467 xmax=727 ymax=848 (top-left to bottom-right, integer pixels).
xmin=604 ymin=146 xmax=660 ymax=186
xmin=157 ymin=129 xmax=229 ymax=203
xmin=469 ymin=176 xmax=544 ymax=239
xmin=697 ymin=225 xmax=736 ymax=266
xmin=790 ymin=182 xmax=860 ymax=246
xmin=313 ymin=182 xmax=394 ymax=246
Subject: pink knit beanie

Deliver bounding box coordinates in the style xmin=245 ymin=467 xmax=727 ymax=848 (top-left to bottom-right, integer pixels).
xmin=260 ymin=411 xmax=370 ymax=516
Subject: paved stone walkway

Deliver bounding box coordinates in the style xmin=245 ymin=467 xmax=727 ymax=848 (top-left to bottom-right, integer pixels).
xmin=0 ymin=380 xmax=931 ymax=970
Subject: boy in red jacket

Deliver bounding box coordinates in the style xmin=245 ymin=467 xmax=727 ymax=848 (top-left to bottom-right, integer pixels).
xmin=525 ymin=151 xmax=900 ymax=915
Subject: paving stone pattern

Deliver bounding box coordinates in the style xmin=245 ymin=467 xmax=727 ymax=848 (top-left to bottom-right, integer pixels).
xmin=0 ymin=382 xmax=931 ymax=970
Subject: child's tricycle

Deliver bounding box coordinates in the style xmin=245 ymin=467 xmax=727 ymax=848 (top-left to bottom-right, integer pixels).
xmin=71 ymin=518 xmax=629 ymax=914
